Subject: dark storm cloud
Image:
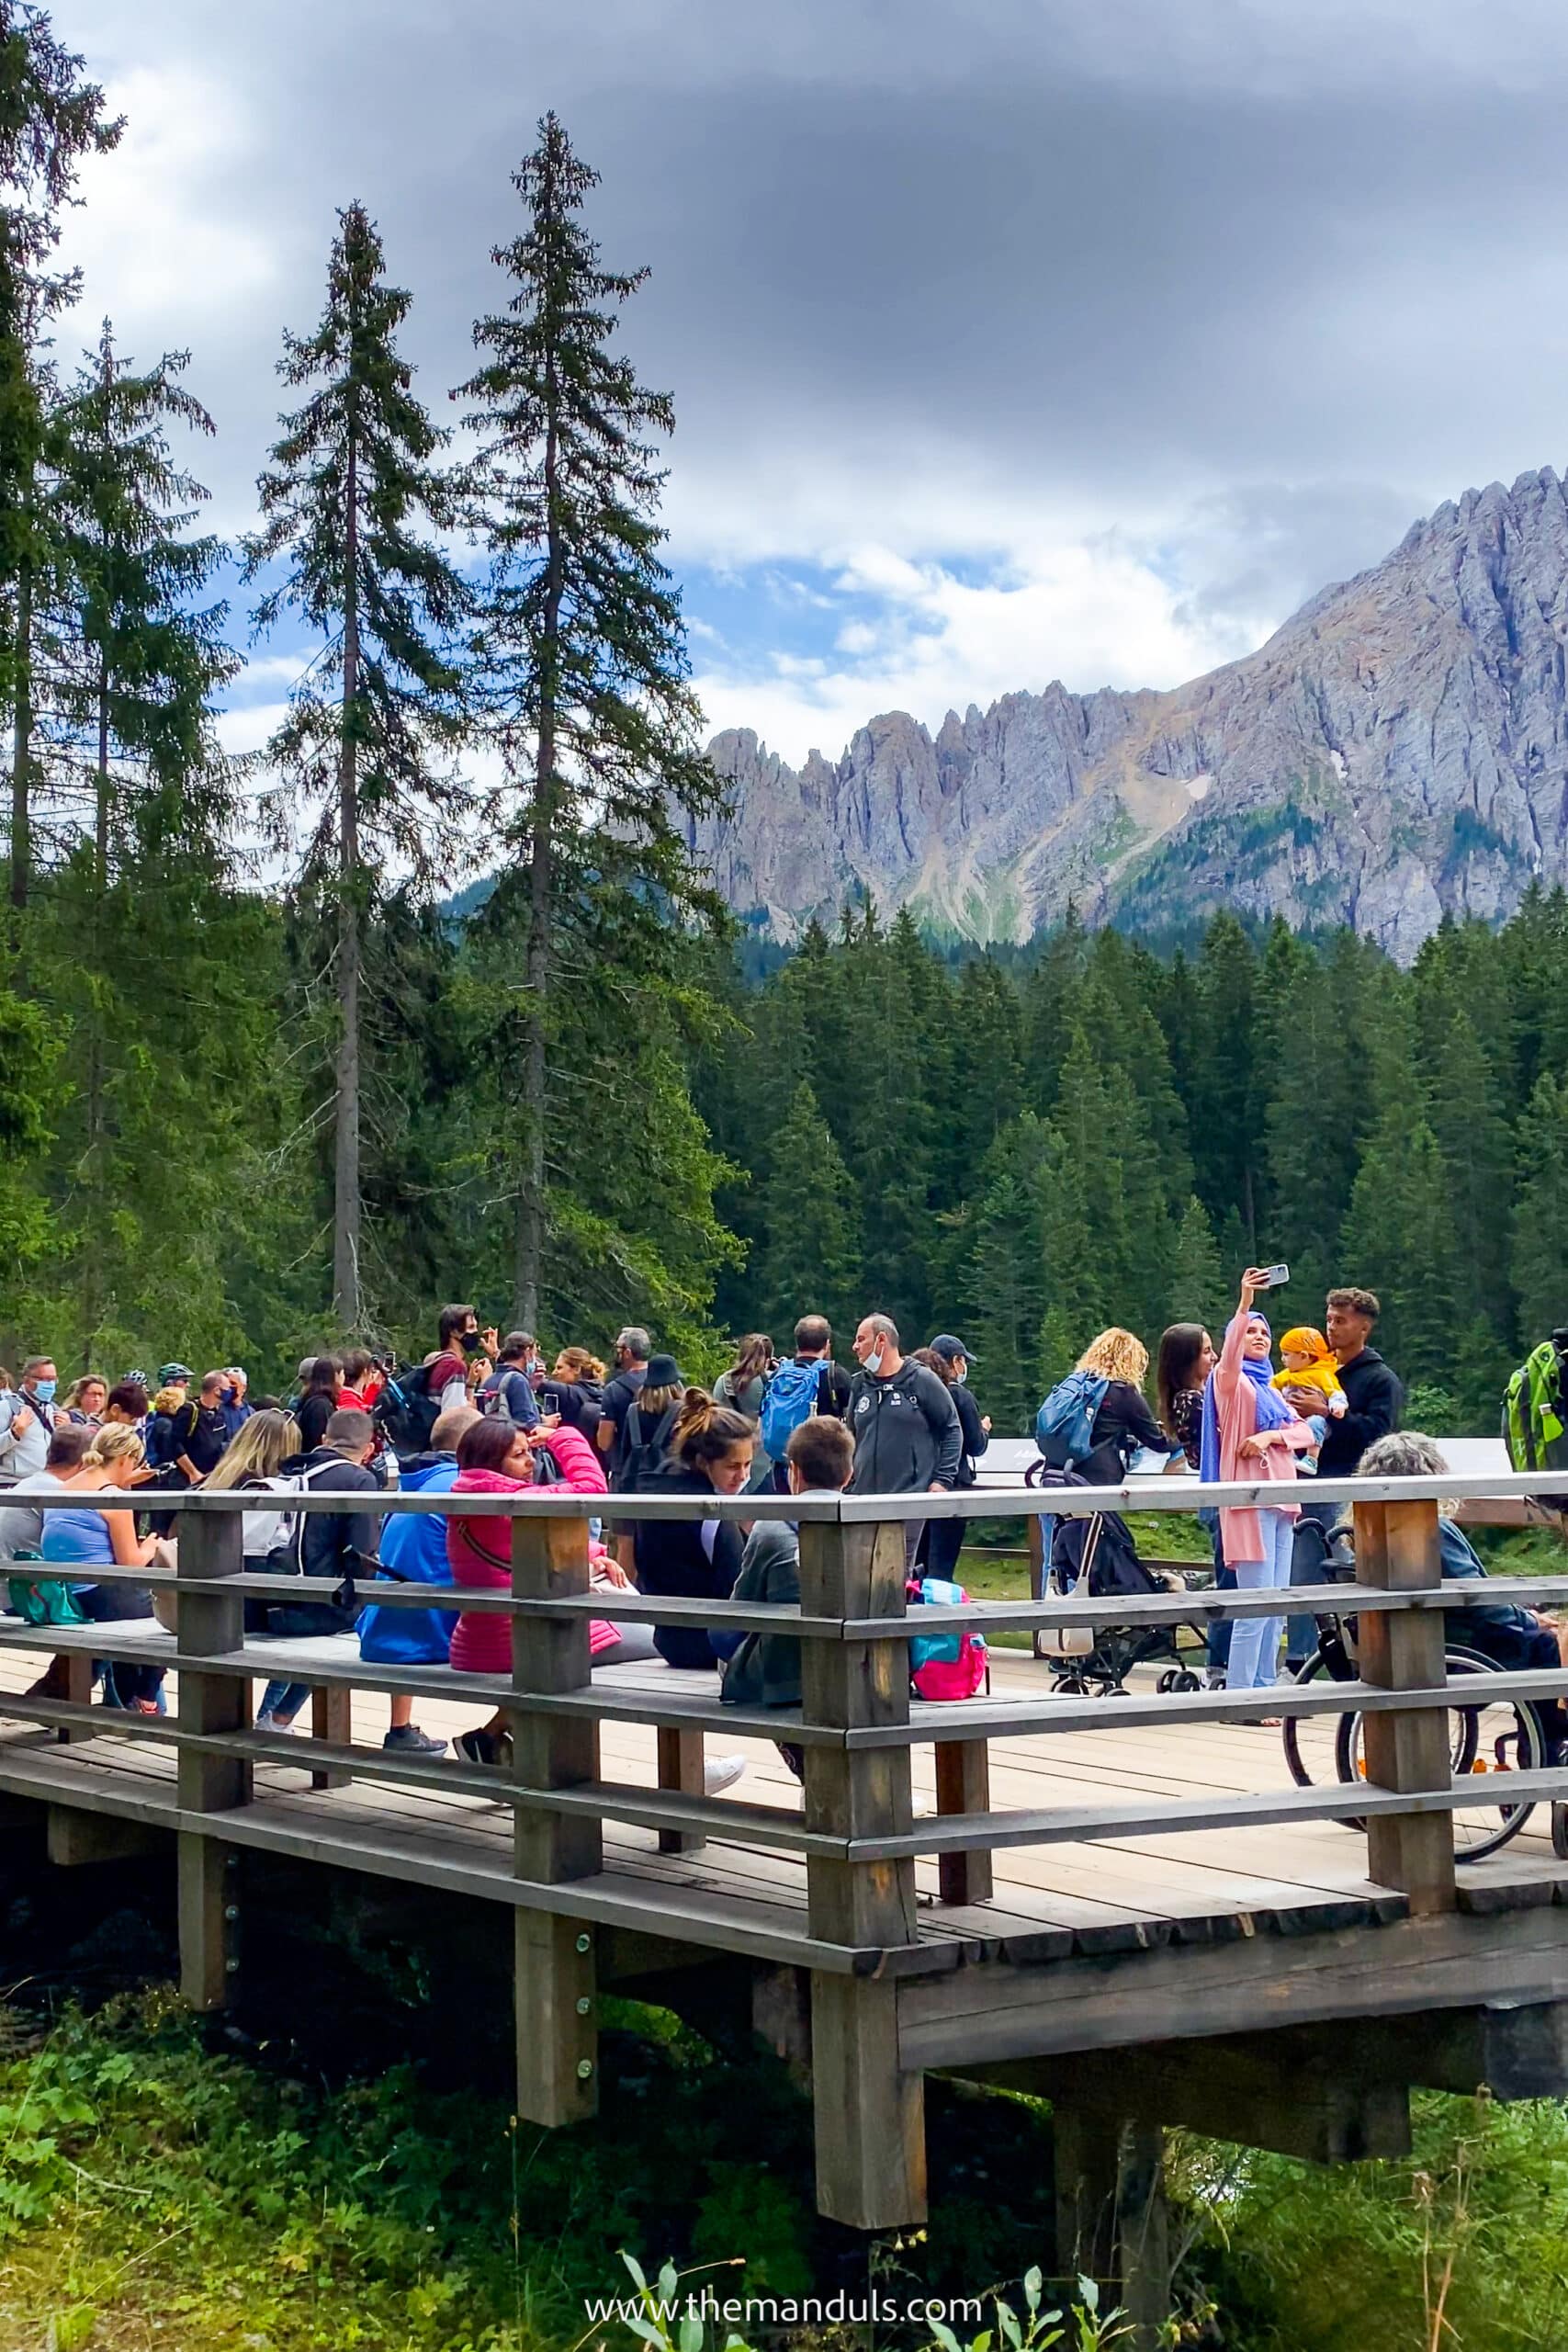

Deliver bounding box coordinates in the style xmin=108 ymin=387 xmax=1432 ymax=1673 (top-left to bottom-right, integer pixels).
xmin=57 ymin=0 xmax=1568 ymax=657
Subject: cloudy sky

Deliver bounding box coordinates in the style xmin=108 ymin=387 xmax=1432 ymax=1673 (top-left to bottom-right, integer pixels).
xmin=54 ymin=0 xmax=1568 ymax=766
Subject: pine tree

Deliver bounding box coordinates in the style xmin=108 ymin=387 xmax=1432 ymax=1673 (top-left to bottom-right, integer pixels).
xmin=1512 ymin=1071 xmax=1568 ymax=1342
xmin=30 ymin=324 xmax=242 ymax=1350
xmin=244 ymin=200 xmax=469 ymax=1326
xmin=457 ymin=113 xmax=725 ymax=1326
xmin=0 ymin=3 xmax=120 ymax=911
xmin=1169 ymin=1193 xmax=1227 ymax=1340
xmin=959 ymin=1112 xmax=1049 ymax=1433
xmin=48 ymin=324 xmax=234 ymax=873
xmin=1341 ymin=1108 xmax=1460 ymax=1386
xmin=750 ymin=1080 xmax=862 ymax=1341
xmin=1423 ymin=1005 xmax=1514 ymax=1343
xmin=1188 ymin=913 xmax=1259 ymax=1242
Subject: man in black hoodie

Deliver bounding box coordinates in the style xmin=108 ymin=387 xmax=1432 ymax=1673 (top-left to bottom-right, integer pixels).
xmin=847 ymin=1314 xmax=962 ymax=1567
xmin=1281 ymin=1285 xmax=1404 ymax=1670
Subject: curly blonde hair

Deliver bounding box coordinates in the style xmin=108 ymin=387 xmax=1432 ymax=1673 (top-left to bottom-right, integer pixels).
xmin=1077 ymin=1327 xmax=1149 ymax=1386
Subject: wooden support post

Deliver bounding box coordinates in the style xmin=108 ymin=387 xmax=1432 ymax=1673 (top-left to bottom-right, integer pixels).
xmin=798 ymin=1516 xmax=925 ymax=2228
xmin=656 ymin=1725 xmax=705 ymax=1855
xmin=1053 ymin=2104 xmax=1169 ymax=2352
xmin=1116 ymin=2119 xmax=1170 ymax=2352
xmin=1053 ymin=2100 xmax=1121 ymax=2282
xmin=935 ymin=1739 xmax=993 ymax=1905
xmin=1355 ymin=1498 xmax=1456 ymax=1916
xmin=510 ymin=1509 xmax=600 ymax=2126
xmin=1027 ymin=1509 xmax=1048 ymax=1661
xmin=175 ymin=1508 xmax=248 ymax=2009
xmin=61 ymin=1651 xmax=94 ymax=1741
xmin=310 ymin=1682 xmax=353 ymax=1792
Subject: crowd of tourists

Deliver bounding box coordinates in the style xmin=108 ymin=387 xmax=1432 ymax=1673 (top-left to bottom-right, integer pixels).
xmin=0 ymin=1277 xmax=1558 ymax=1769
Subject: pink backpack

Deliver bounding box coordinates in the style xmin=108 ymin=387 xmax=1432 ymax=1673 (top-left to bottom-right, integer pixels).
xmin=906 ymin=1576 xmax=988 ymax=1701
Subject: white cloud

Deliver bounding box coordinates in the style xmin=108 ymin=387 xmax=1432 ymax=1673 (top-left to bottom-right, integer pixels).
xmin=694 ymin=533 xmax=1234 ymax=764
xmin=63 ymin=64 xmax=278 ymax=338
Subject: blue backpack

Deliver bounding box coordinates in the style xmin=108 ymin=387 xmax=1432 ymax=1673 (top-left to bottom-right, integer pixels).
xmin=1034 ymin=1370 xmax=1110 ymax=1468
xmin=759 ymin=1358 xmax=825 ymax=1458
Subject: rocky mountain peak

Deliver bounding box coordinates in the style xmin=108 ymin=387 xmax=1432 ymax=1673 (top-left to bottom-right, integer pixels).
xmin=685 ymin=468 xmax=1568 ymax=957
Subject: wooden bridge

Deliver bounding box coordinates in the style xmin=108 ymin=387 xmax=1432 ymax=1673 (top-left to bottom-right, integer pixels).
xmin=5 ymin=1470 xmax=1568 ymax=2342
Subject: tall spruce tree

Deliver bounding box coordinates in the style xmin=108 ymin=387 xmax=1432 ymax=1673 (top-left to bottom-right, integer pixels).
xmin=1512 ymin=1070 xmax=1568 ymax=1343
xmin=458 ymin=113 xmax=725 ymax=1326
xmin=244 ymin=201 xmax=469 ymax=1326
xmin=750 ymin=1080 xmax=861 ymax=1340
xmin=50 ymin=324 xmax=234 ymax=873
xmin=0 ymin=3 xmax=120 ymax=911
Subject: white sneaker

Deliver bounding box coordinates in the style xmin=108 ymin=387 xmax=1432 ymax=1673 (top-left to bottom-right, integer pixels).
xmin=704 ymin=1754 xmax=747 ymax=1797
xmin=1201 ymin=1669 xmax=1226 ymax=1690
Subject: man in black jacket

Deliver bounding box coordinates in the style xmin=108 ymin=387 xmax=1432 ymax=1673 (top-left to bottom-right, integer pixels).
xmin=266 ymin=1408 xmax=382 ymax=1638
xmin=847 ymin=1313 xmax=962 ymax=1567
xmin=1281 ymin=1284 xmax=1404 ymax=1670
xmin=926 ymin=1333 xmax=990 ymax=1577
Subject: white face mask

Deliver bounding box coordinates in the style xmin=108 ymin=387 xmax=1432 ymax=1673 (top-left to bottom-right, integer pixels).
xmin=952 ymin=1363 xmax=967 ymax=1385
xmin=866 ymin=1345 xmax=886 ymax=1377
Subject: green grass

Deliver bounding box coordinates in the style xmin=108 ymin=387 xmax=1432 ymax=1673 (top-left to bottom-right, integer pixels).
xmin=10 ymin=1995 xmax=1568 ymax=2350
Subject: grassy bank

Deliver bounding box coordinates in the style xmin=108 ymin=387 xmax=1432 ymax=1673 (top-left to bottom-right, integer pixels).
xmin=6 ymin=1996 xmax=1568 ymax=2348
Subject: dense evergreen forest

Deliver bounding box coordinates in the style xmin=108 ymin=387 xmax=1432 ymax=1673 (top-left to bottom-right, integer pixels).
xmin=0 ymin=4 xmax=1565 ymax=1441
xmin=694 ymin=895 xmax=1568 ymax=1437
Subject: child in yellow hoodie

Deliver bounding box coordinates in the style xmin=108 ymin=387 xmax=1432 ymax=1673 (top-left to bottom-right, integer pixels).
xmin=1271 ymin=1328 xmax=1346 ymax=1470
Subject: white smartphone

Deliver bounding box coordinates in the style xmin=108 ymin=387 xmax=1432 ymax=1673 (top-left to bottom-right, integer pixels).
xmin=1256 ymin=1262 xmax=1290 ymax=1288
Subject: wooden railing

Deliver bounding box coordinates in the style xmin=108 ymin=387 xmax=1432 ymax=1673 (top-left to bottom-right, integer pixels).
xmin=3 ymin=1469 xmax=1568 ymax=2218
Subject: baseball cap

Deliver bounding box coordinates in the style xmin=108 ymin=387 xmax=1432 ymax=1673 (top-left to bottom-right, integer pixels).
xmin=930 ymin=1334 xmax=976 ymax=1363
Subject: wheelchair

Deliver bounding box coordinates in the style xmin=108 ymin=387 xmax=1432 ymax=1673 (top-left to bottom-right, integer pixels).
xmin=1280 ymin=1521 xmax=1552 ymax=1863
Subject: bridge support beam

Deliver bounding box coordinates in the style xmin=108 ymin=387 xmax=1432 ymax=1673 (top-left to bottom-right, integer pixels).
xmin=800 ymin=1516 xmax=926 ymax=2229
xmin=511 ymin=1510 xmax=600 ymax=2127
xmin=1355 ymin=1498 xmax=1456 ymax=1917
xmin=175 ymin=1509 xmax=248 ymax=2009
xmin=1052 ymin=2103 xmax=1168 ymax=2352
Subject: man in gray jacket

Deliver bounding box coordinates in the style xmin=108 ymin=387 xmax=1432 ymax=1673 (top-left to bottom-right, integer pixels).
xmin=847 ymin=1313 xmax=962 ymax=1566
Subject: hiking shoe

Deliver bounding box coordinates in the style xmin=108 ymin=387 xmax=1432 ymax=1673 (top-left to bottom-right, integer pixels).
xmin=704 ymin=1754 xmax=747 ymax=1797
xmin=383 ymin=1723 xmax=446 ymax=1757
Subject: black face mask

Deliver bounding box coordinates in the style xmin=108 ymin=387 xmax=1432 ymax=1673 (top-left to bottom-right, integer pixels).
xmin=459 ymin=1329 xmax=481 ymax=1355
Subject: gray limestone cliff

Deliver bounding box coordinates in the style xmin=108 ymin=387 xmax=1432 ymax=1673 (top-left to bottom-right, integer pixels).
xmin=686 ymin=467 xmax=1568 ymax=957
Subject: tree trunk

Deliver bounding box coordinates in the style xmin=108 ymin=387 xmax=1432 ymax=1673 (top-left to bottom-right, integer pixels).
xmin=515 ymin=318 xmax=565 ymax=1331
xmin=333 ymin=429 xmax=363 ymax=1328
xmin=80 ymin=653 xmax=111 ymax=1351
xmin=9 ymin=524 xmax=30 ymax=912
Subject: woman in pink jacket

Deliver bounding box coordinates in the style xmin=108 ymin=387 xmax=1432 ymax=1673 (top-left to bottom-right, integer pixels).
xmin=446 ymin=1414 xmax=650 ymax=1764
xmin=1200 ymin=1269 xmax=1316 ymax=1709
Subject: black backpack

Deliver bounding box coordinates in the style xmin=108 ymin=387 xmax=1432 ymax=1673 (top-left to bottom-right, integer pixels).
xmin=372 ymin=1363 xmax=439 ymax=1456
xmin=615 ymin=1399 xmax=679 ymax=1495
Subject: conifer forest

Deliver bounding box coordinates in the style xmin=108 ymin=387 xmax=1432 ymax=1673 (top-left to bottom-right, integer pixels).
xmin=0 ymin=4 xmax=1564 ymax=1434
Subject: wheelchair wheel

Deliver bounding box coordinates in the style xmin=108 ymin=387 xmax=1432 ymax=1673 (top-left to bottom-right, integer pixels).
xmin=1282 ymin=1647 xmax=1357 ymax=1811
xmin=1335 ymin=1645 xmax=1546 ymax=1862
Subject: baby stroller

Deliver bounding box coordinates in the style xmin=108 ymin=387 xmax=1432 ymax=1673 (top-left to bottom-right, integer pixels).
xmin=1028 ymin=1464 xmax=1198 ymax=1696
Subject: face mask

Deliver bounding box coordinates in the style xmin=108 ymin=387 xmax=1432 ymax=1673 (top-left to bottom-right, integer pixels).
xmin=32 ymin=1379 xmax=56 ymax=1404
xmin=953 ymin=1364 xmax=967 ymax=1385
xmin=459 ymin=1330 xmax=481 ymax=1355
xmin=866 ymin=1346 xmax=886 ymax=1377
xmin=222 ymin=1385 xmax=238 ymax=1404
